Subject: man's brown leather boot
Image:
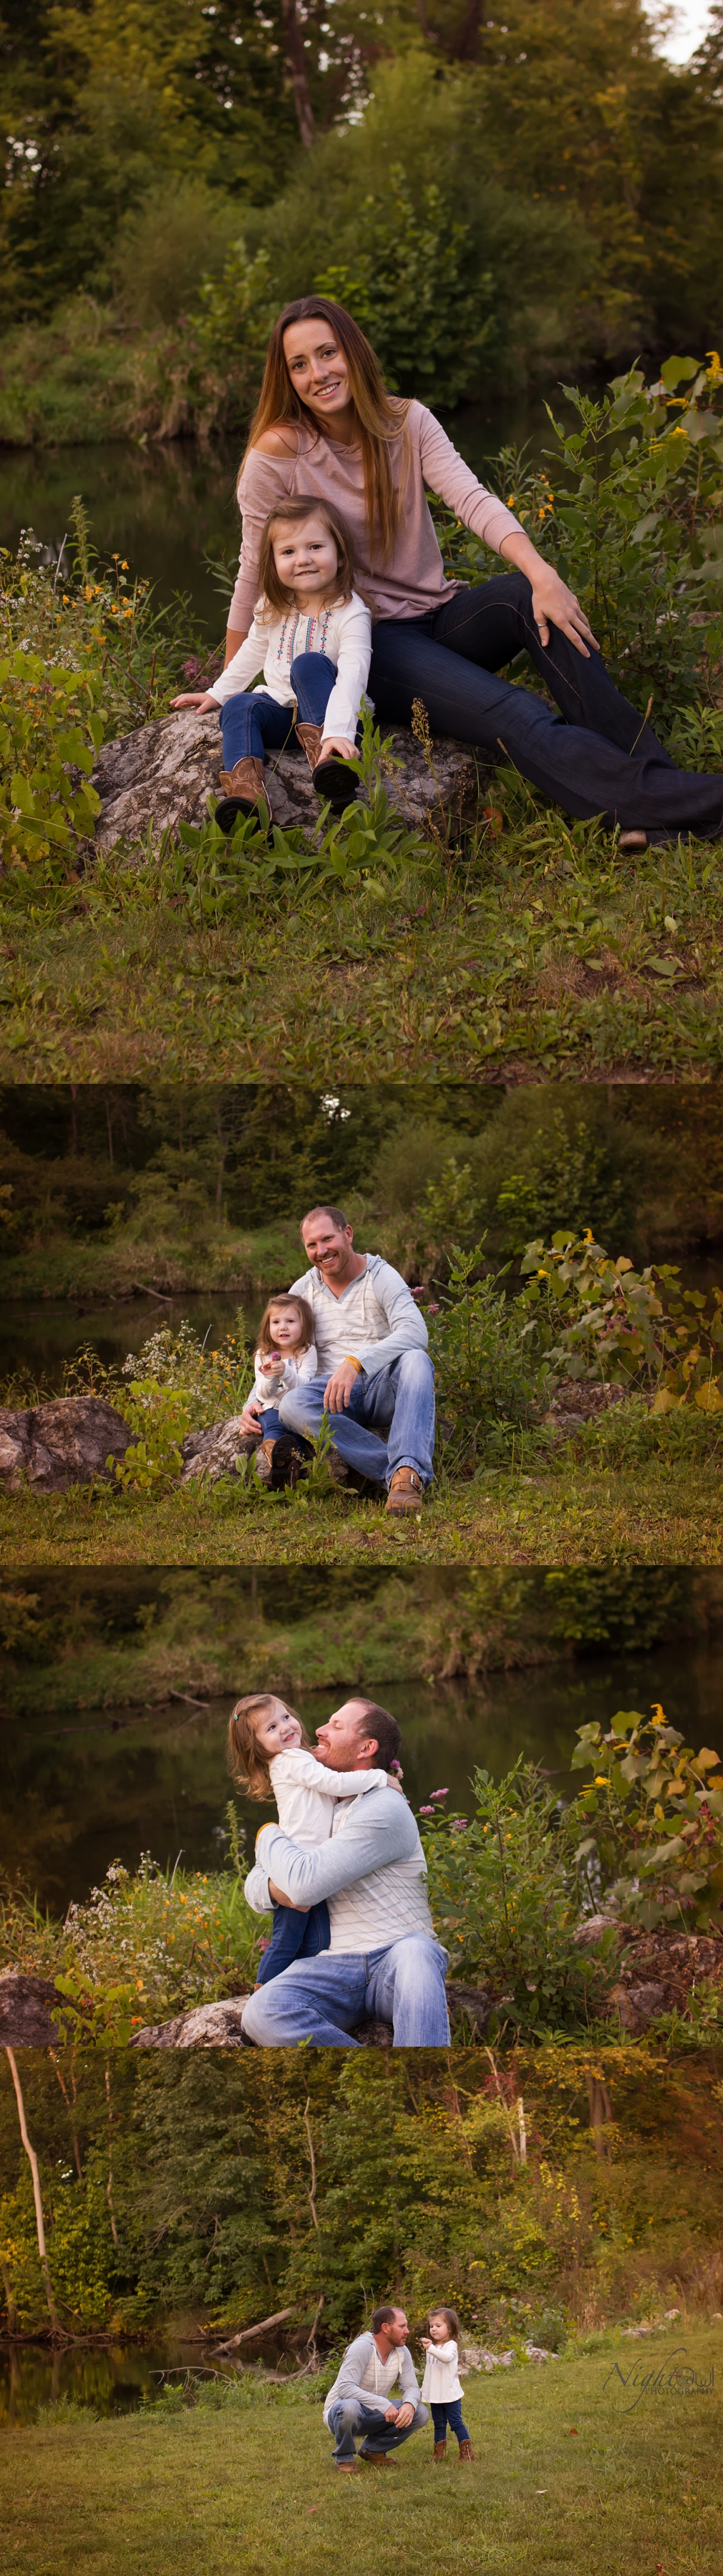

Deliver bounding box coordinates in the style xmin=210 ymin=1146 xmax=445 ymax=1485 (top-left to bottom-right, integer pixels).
xmin=384 ymin=1467 xmax=424 ymax=1516
xmin=216 ymin=756 xmax=271 ymax=829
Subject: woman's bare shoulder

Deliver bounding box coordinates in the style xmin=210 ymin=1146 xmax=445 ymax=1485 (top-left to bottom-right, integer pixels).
xmin=253 ymin=423 xmax=299 ymax=458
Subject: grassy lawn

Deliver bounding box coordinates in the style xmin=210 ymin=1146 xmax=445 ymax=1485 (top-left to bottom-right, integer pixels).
xmin=2 ymin=1450 xmax=722 ymax=1565
xmin=1 ymin=812 xmax=722 ymax=1081
xmin=1 ymin=2328 xmax=721 ymax=2576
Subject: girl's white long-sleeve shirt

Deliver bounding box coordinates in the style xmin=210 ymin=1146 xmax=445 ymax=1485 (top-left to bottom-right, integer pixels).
xmin=266 ymin=1747 xmax=389 ymax=1847
xmin=251 ymin=1342 xmax=317 ymax=1406
xmin=210 ymin=591 xmax=372 ymax=743
xmin=419 ymin=2340 xmax=465 ymax=2402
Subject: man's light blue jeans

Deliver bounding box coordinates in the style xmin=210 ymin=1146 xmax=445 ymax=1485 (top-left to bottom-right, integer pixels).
xmin=326 ymin=2397 xmax=429 ymax=2464
xmin=240 ymin=1935 xmax=450 ymax=2046
xmin=276 ymin=1348 xmax=435 ymax=1489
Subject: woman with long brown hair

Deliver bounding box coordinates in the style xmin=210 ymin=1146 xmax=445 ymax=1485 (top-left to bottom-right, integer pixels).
xmin=223 ymin=295 xmax=723 ymax=846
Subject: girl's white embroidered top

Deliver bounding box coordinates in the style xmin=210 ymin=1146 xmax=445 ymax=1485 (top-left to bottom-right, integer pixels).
xmin=210 ymin=591 xmax=372 ymax=743
xmin=419 ymin=2339 xmax=465 ymax=2402
xmin=267 ymin=1747 xmax=389 ymax=1847
xmin=251 ymin=1342 xmax=317 ymax=1406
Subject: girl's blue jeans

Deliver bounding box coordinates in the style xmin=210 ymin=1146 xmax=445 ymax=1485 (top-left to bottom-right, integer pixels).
xmin=255 ymin=1894 xmax=331 ymax=1987
xmin=431 ymin=2400 xmax=470 ymax=2444
xmin=220 ymin=650 xmax=341 ymax=767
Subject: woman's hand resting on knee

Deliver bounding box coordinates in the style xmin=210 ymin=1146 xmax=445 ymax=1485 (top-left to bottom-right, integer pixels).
xmin=500 ymin=534 xmax=598 ymax=657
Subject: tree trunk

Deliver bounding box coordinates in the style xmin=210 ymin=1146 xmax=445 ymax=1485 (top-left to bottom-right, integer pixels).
xmin=281 ymin=0 xmax=316 ymax=149
xmin=105 ymin=2065 xmax=120 ymax=2250
xmin=4 ymin=2049 xmax=61 ymax=2333
xmin=586 ymin=2071 xmax=613 ymax=2158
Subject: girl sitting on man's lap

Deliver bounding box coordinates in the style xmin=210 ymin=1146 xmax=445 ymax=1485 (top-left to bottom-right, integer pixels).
xmin=228 ymin=1691 xmax=402 ymax=1987
xmin=172 ymin=494 xmax=372 ymax=829
xmin=419 ymin=2308 xmax=475 ymax=2464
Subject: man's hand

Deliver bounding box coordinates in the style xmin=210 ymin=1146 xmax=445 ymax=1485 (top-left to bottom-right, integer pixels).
xmin=324 ymin=1359 xmax=361 ymax=1411
xmin=170 ymin=690 xmax=219 ymax=712
xmin=389 ymin=2403 xmax=415 ymax=2429
xmin=238 ymin=1398 xmax=264 ymax=1438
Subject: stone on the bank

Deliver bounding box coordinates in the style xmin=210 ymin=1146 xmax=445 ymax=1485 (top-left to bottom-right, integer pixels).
xmin=131 ymin=1997 xmax=251 ymax=2048
xmin=92 ymin=707 xmax=480 ymax=853
xmin=0 ymin=1396 xmax=131 ymax=1493
xmin=0 ymin=1972 xmax=63 ymax=2045
xmin=181 ymin=1418 xmax=255 ymax=1485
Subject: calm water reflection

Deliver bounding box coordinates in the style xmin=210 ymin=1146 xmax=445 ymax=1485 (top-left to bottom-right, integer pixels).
xmin=6 ymin=1641 xmax=722 ymax=1912
xmin=0 ymin=2336 xmax=288 ymax=2425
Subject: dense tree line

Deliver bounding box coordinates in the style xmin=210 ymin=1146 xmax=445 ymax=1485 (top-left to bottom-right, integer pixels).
xmin=1 ymin=1084 xmax=722 ymax=1262
xmin=1 ymin=2048 xmax=722 ymax=2341
xmin=1 ymin=0 xmax=722 ymax=368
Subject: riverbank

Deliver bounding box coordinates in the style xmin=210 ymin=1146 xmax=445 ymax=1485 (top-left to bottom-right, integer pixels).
xmin=1 ymin=2322 xmax=721 ymax=2575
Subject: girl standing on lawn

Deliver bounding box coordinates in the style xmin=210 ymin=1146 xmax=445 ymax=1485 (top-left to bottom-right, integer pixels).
xmin=419 ymin=2308 xmax=475 ymax=2463
xmin=172 ymin=493 xmax=372 ymax=829
xmin=218 ymin=293 xmax=723 ymax=848
xmin=228 ymin=1693 xmax=400 ymax=1987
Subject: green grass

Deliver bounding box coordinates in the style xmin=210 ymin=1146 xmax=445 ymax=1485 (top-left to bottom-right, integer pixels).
xmin=2 ymin=806 xmax=722 ymax=1079
xmin=2 ymin=1448 xmax=722 ymax=1564
xmin=1 ymin=2327 xmax=721 ymax=2575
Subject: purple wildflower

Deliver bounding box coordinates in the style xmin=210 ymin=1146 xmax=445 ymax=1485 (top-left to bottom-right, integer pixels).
xmin=430 ymin=1788 xmax=449 ymax=1801
xmin=428 ymin=1302 xmax=440 ymax=1315
xmin=419 ymin=1804 xmax=435 ymax=1816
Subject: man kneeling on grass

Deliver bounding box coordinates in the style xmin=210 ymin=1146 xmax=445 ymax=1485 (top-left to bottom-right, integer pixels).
xmin=324 ymin=2306 xmax=428 ymax=2472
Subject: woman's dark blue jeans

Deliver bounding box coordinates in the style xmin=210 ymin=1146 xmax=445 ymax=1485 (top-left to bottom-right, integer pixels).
xmin=431 ymin=2400 xmax=470 ymax=2445
xmin=255 ymin=1894 xmax=331 ymax=1986
xmin=220 ymin=650 xmax=339 ymax=768
xmin=368 ymin=573 xmax=723 ymax=838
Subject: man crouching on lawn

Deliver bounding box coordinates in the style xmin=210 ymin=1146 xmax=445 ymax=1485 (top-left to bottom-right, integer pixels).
xmin=236 ymin=1202 xmax=435 ymax=1516
xmin=324 ymin=2305 xmax=428 ymax=2472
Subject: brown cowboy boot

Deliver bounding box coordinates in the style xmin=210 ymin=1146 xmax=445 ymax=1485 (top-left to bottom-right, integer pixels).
xmin=216 ymin=756 xmax=271 ymax=831
xmin=432 ymin=2441 xmax=447 ymax=2464
xmin=457 ymin=2439 xmax=475 ymax=2462
xmin=384 ymin=1466 xmax=424 ymax=1516
xmin=296 ymin=720 xmax=360 ymax=811
xmin=296 ymin=721 xmax=324 ymax=776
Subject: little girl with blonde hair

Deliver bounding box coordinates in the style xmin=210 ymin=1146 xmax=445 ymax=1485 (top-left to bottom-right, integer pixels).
xmin=228 ymin=1692 xmax=400 ymax=1986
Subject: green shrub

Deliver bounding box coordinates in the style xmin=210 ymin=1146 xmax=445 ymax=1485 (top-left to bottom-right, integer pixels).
xmin=0 ymin=645 xmax=103 ymax=876
xmin=517 ymin=1230 xmax=723 ymax=1407
xmin=423 ymin=1241 xmax=550 ymax=1464
xmin=419 ymin=1761 xmax=611 ymax=2034
xmin=316 ymin=168 xmax=494 ymax=404
xmin=571 ymin=1705 xmax=723 ymax=1931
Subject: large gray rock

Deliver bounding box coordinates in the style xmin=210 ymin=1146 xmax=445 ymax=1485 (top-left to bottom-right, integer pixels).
xmin=92 ymin=707 xmax=480 ymax=852
xmin=0 ymin=1973 xmax=63 ymax=2045
xmin=181 ymin=1418 xmax=256 ymax=1486
xmin=0 ymin=1396 xmax=131 ymax=1493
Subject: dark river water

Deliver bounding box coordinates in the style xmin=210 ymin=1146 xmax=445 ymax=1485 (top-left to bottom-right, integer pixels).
xmin=4 ymin=1642 xmax=722 ymax=1914
xmin=0 ymin=2333 xmax=293 ymax=2425
xmin=0 ymin=391 xmax=567 ymax=633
